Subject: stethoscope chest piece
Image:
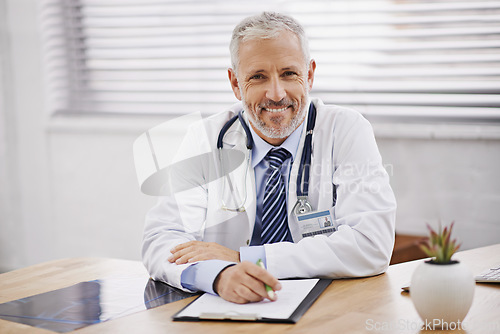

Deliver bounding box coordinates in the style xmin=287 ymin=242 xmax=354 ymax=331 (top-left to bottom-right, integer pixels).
xmin=293 ymin=196 xmax=313 ymax=215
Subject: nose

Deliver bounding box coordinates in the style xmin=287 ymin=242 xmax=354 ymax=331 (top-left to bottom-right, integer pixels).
xmin=265 ymin=76 xmax=286 ymax=102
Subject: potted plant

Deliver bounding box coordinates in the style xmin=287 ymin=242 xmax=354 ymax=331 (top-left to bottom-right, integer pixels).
xmin=410 ymin=222 xmax=475 ymax=328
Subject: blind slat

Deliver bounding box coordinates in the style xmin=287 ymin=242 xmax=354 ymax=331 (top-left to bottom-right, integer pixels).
xmin=40 ymin=0 xmax=500 ymax=118
xmin=80 ymin=81 xmax=500 ymax=93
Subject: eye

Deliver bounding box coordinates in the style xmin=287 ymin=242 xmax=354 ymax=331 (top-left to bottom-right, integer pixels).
xmin=283 ymin=71 xmax=298 ymax=77
xmin=249 ymin=74 xmax=265 ymax=80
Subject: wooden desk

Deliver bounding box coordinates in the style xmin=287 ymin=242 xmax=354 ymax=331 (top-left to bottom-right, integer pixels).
xmin=1 ymin=244 xmax=499 ymax=333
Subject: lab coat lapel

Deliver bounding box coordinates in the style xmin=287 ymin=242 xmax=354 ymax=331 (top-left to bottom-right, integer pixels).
xmin=221 ymin=113 xmax=257 ymax=240
xmin=288 ymin=106 xmax=310 ymax=242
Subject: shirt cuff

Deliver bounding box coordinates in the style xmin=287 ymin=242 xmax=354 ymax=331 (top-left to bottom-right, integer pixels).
xmin=180 ymin=260 xmax=235 ymax=295
xmin=239 ymin=245 xmax=267 ymax=267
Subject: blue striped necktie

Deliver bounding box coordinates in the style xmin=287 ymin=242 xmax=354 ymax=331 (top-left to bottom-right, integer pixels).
xmin=261 ymin=148 xmax=292 ymax=244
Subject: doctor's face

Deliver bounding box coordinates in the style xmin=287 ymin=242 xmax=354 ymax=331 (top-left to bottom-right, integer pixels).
xmin=228 ymin=30 xmax=316 ymax=146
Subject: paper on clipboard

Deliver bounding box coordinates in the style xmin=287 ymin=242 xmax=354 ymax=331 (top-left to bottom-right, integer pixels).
xmin=174 ymin=279 xmax=319 ymax=320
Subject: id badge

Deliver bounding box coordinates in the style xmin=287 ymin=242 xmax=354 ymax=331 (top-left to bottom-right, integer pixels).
xmin=296 ymin=210 xmax=336 ymax=239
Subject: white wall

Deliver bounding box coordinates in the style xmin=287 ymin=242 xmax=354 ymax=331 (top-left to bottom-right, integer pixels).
xmin=1 ymin=0 xmax=55 ymax=271
xmin=374 ymin=123 xmax=500 ymax=250
xmin=45 ymin=117 xmax=161 ymax=262
xmin=1 ymin=0 xmax=499 ymax=272
xmin=0 ymin=0 xmax=14 ymax=273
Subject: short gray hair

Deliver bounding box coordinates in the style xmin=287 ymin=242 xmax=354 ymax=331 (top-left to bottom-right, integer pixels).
xmin=230 ymin=12 xmax=310 ymax=74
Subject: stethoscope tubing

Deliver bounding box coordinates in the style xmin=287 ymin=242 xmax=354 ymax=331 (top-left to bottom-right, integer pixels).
xmin=217 ymin=103 xmax=316 ymax=200
xmin=297 ymin=103 xmax=316 ymax=198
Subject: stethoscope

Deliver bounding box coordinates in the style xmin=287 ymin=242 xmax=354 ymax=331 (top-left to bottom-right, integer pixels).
xmin=216 ymin=103 xmax=316 ymax=215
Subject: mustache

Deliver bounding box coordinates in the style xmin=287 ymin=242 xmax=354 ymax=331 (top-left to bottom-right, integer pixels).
xmin=259 ymin=99 xmax=296 ymax=109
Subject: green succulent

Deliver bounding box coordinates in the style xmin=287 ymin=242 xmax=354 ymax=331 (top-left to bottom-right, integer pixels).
xmin=419 ymin=222 xmax=461 ymax=263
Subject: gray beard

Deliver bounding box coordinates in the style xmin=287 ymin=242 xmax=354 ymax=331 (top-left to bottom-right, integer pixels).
xmin=241 ymin=93 xmax=309 ymax=140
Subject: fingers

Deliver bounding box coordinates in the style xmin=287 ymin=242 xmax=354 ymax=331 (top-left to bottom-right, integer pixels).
xmin=216 ymin=264 xmax=263 ymax=304
xmin=170 ymin=240 xmax=199 ymax=253
xmin=245 ymin=262 xmax=281 ymax=292
xmin=171 ymin=251 xmax=213 ymax=264
xmin=215 ymin=262 xmax=281 ymax=304
xmin=168 ymin=241 xmax=204 ymax=264
xmin=168 ymin=249 xmax=191 ymax=264
xmin=168 ymin=241 xmax=240 ymax=264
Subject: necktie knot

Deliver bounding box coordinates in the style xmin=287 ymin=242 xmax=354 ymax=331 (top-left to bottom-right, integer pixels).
xmin=266 ymin=148 xmax=290 ymax=170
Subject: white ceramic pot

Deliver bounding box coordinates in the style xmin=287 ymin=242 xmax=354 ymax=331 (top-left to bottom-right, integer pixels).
xmin=411 ymin=260 xmax=475 ymax=327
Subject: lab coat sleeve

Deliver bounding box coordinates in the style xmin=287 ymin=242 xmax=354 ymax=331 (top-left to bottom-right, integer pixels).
xmin=141 ymin=119 xmax=211 ymax=291
xmin=142 ymin=191 xmax=206 ymax=291
xmin=265 ymin=110 xmax=397 ymax=279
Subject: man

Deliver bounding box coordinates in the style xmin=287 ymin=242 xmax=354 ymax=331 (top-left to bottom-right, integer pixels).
xmin=142 ymin=12 xmax=396 ymax=304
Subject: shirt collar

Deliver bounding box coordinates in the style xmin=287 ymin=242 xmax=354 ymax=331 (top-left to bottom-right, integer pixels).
xmin=249 ymin=119 xmax=305 ymax=169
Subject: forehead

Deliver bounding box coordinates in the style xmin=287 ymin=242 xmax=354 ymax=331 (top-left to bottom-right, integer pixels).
xmin=238 ymin=30 xmax=306 ymax=74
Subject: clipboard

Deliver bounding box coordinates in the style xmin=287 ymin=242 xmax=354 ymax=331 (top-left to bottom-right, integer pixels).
xmin=172 ymin=278 xmax=332 ymax=323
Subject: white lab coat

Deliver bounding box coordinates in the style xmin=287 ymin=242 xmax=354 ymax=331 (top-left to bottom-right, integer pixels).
xmin=142 ymin=97 xmax=397 ymax=291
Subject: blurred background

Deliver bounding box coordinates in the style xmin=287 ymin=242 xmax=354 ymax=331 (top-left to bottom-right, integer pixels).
xmin=1 ymin=0 xmax=499 ymax=273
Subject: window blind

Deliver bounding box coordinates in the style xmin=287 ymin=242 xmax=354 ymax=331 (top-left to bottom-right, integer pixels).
xmin=40 ymin=0 xmax=500 ymax=119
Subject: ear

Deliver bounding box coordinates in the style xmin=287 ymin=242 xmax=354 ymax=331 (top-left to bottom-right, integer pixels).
xmin=307 ymin=59 xmax=316 ymax=92
xmin=228 ymin=68 xmax=242 ymax=101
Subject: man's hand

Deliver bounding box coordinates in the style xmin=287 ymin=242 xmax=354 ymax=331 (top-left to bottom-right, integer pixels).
xmin=168 ymin=241 xmax=240 ymax=264
xmin=214 ymin=262 xmax=281 ymax=304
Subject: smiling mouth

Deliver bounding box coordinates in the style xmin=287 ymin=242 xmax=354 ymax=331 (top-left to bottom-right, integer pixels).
xmin=263 ymin=106 xmax=291 ymax=112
